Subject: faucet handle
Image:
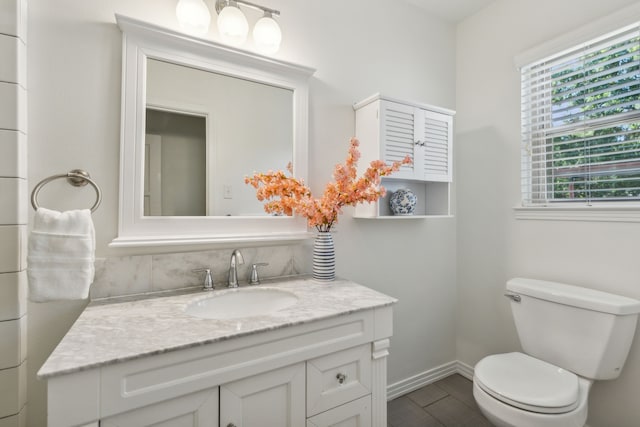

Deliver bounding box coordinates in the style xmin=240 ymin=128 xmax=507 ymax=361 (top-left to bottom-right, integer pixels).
xmin=249 ymin=263 xmax=269 ymax=285
xmin=193 ymin=268 xmax=214 ymax=291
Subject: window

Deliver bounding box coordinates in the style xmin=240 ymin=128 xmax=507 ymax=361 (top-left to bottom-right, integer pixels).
xmin=520 ymin=23 xmax=640 ymax=206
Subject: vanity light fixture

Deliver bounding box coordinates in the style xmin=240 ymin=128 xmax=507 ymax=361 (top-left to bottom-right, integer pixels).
xmin=216 ymin=0 xmax=249 ymax=45
xmin=176 ymin=0 xmax=282 ymax=53
xmin=215 ymin=0 xmax=282 ymax=53
xmin=175 ymin=0 xmax=212 ymax=36
xmin=252 ymin=11 xmax=282 ymax=54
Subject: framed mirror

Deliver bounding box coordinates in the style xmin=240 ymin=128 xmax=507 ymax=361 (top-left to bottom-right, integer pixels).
xmin=112 ymin=15 xmax=315 ymax=247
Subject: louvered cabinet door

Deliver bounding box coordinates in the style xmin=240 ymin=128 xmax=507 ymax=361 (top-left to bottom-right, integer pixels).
xmin=380 ymin=101 xmax=419 ymax=180
xmin=420 ymin=110 xmax=453 ymax=182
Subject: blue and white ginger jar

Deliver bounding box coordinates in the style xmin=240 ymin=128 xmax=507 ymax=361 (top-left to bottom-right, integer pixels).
xmin=389 ymin=188 xmax=417 ymax=215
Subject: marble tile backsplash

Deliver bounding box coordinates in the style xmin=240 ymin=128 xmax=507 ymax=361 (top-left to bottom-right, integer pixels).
xmin=90 ymin=243 xmax=310 ymax=300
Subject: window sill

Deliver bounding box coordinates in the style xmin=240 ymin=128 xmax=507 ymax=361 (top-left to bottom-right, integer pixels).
xmin=513 ymin=205 xmax=640 ymax=223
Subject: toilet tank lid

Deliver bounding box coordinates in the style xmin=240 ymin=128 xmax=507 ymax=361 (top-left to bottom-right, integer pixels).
xmin=507 ymin=278 xmax=640 ymax=315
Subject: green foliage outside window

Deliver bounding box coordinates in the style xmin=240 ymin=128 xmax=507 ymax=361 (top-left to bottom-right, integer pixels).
xmin=548 ymin=36 xmax=640 ymax=201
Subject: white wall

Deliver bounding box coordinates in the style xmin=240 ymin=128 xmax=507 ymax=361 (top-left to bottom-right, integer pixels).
xmin=456 ymin=1 xmax=640 ymax=426
xmin=27 ymin=0 xmax=457 ymax=425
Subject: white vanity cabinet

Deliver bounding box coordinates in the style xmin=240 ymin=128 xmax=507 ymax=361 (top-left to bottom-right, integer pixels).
xmin=353 ymin=93 xmax=455 ymax=218
xmin=44 ymin=299 xmax=393 ymax=427
xmin=100 ymin=363 xmax=308 ymax=427
xmin=100 ymin=363 xmax=307 ymax=427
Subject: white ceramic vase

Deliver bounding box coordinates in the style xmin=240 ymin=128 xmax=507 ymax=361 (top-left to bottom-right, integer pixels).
xmin=313 ymin=231 xmax=335 ymax=281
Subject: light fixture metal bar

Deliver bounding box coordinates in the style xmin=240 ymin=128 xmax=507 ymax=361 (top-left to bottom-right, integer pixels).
xmin=215 ymin=0 xmax=280 ymax=16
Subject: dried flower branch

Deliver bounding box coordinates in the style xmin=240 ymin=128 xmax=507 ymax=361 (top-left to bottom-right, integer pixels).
xmin=245 ymin=137 xmax=411 ymax=232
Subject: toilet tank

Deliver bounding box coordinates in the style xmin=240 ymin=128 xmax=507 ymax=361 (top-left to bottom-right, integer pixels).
xmin=506 ymin=278 xmax=640 ymax=380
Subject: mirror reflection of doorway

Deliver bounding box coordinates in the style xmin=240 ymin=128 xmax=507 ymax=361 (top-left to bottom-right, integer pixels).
xmin=144 ymin=108 xmax=207 ymax=216
xmin=144 ymin=134 xmax=162 ymax=215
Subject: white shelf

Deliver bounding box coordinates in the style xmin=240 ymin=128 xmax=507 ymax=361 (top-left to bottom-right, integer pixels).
xmin=353 ymin=214 xmax=453 ymax=219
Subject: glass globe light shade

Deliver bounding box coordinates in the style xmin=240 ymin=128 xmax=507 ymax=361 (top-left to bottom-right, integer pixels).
xmin=217 ymin=5 xmax=249 ymax=46
xmin=175 ymin=0 xmax=211 ymax=36
xmin=253 ymin=14 xmax=282 ymax=54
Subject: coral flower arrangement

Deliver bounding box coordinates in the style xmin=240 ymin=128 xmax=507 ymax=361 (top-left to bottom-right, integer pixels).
xmin=245 ymin=137 xmax=411 ymax=232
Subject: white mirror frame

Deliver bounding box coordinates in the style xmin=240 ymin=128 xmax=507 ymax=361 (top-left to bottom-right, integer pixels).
xmin=111 ymin=15 xmax=315 ymax=248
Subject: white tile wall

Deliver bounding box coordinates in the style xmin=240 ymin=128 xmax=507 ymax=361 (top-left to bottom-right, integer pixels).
xmin=0 ymin=34 xmax=24 ymax=85
xmin=0 ymin=178 xmax=26 ymax=224
xmin=19 ymin=225 xmax=26 ymax=271
xmin=0 ymin=0 xmax=26 ymax=40
xmin=0 ymin=410 xmax=26 ymax=427
xmin=0 ymin=226 xmax=23 ymax=272
xmin=0 ymin=130 xmax=26 ymax=179
xmin=0 ymin=0 xmax=18 ymax=37
xmin=0 ymin=0 xmax=26 ymax=420
xmin=0 ymin=272 xmax=26 ymax=321
xmin=0 ymin=82 xmax=25 ymax=132
xmin=0 ymin=34 xmax=16 ymax=81
xmin=0 ymin=315 xmax=26 ymax=369
xmin=0 ymin=362 xmax=26 ymax=418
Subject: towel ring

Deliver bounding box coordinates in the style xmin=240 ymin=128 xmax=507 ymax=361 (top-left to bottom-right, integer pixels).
xmin=31 ymin=169 xmax=102 ymax=213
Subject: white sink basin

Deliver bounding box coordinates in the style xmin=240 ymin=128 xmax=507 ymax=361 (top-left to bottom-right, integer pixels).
xmin=185 ymin=288 xmax=299 ymax=320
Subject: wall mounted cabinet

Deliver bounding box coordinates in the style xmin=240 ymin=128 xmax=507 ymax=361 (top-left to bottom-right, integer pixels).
xmin=353 ymin=94 xmax=455 ymax=218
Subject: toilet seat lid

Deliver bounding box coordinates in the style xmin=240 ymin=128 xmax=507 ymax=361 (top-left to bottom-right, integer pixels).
xmin=475 ymin=352 xmax=580 ymax=414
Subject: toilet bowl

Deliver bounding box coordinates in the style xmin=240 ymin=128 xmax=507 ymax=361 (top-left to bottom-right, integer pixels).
xmin=473 ymin=352 xmax=591 ymax=427
xmin=473 ymin=278 xmax=640 ymax=427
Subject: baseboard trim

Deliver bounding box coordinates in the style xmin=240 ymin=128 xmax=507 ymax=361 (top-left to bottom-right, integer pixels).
xmin=456 ymin=360 xmax=474 ymax=380
xmin=387 ymin=360 xmax=475 ymax=401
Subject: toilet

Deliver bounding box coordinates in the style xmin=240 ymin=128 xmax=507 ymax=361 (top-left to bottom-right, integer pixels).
xmin=473 ymin=278 xmax=640 ymax=427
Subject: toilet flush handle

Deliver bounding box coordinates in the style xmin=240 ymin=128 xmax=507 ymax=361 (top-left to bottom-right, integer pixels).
xmin=504 ymin=293 xmax=521 ymax=303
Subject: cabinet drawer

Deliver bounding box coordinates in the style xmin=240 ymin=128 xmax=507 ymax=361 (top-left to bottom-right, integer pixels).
xmin=306 ymin=395 xmax=371 ymax=427
xmin=306 ymin=344 xmax=371 ymax=417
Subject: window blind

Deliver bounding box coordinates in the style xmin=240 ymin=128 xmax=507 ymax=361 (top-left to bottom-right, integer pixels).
xmin=521 ymin=23 xmax=640 ymax=205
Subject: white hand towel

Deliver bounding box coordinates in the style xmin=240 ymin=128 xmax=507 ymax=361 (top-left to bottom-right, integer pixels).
xmin=27 ymin=207 xmax=96 ymax=302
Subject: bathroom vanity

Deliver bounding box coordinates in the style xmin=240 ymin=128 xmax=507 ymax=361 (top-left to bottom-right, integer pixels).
xmin=39 ymin=277 xmax=395 ymax=427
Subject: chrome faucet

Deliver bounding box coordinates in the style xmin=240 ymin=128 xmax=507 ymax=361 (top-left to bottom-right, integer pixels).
xmin=227 ymin=249 xmax=244 ymax=288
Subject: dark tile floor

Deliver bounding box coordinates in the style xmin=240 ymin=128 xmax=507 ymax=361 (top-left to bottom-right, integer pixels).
xmin=387 ymin=374 xmax=495 ymax=427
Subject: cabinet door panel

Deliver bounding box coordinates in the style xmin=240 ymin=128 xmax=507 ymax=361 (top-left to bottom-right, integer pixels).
xmin=421 ymin=110 xmax=452 ymax=181
xmin=101 ymin=388 xmax=218 ymax=427
xmin=221 ymin=363 xmax=305 ymax=427
xmin=380 ymin=101 xmax=417 ymax=179
xmin=306 ymin=395 xmax=371 ymax=427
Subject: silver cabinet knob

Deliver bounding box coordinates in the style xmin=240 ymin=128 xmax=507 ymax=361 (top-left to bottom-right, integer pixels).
xmin=336 ymin=372 xmax=347 ymax=384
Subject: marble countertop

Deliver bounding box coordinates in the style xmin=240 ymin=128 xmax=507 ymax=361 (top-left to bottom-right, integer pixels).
xmin=39 ymin=276 xmax=396 ymax=379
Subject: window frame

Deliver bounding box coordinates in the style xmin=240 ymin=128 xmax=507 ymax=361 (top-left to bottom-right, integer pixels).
xmin=514 ymin=5 xmax=640 ymax=222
